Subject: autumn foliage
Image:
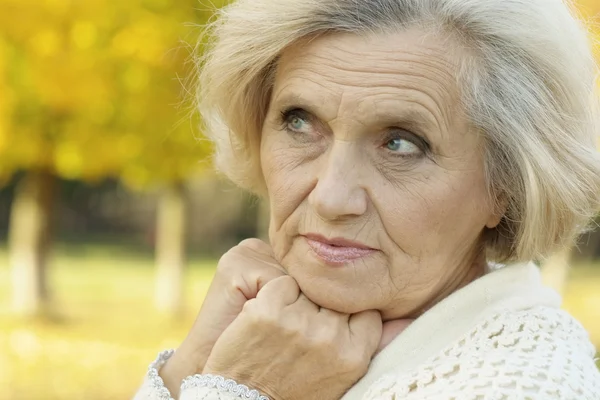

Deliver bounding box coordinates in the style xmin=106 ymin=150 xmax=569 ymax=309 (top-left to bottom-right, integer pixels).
xmin=0 ymin=0 xmax=218 ymax=189
xmin=0 ymin=0 xmax=597 ymax=316
xmin=0 ymin=0 xmax=597 ymax=187
xmin=0 ymin=0 xmax=228 ymax=316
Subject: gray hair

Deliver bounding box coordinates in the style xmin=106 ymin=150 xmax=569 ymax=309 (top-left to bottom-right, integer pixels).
xmin=196 ymin=0 xmax=600 ymax=262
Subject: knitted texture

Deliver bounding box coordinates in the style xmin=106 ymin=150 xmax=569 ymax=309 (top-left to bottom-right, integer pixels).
xmin=134 ymin=263 xmax=600 ymax=400
xmin=180 ymin=387 xmax=238 ymax=400
xmin=363 ymin=306 xmax=600 ymax=400
xmin=135 ymin=306 xmax=599 ymax=400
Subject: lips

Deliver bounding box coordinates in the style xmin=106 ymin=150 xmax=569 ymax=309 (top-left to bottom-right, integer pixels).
xmin=303 ymin=233 xmax=377 ymax=265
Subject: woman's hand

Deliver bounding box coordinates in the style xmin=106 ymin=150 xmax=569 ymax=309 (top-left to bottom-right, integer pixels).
xmin=203 ymin=276 xmax=382 ymax=400
xmin=160 ymin=239 xmax=287 ymax=397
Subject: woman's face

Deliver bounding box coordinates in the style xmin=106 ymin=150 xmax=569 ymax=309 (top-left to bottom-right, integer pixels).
xmin=260 ymin=30 xmax=501 ymax=320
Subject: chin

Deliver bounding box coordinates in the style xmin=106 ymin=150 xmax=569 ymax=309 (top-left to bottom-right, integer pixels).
xmin=279 ymin=240 xmax=391 ymax=314
xmin=289 ymin=271 xmax=377 ymax=314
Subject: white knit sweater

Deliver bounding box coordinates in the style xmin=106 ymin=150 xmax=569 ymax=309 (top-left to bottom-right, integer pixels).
xmin=135 ymin=263 xmax=600 ymax=400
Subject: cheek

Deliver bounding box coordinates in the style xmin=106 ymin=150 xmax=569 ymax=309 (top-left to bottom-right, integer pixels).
xmin=376 ymin=167 xmax=491 ymax=259
xmin=260 ymin=130 xmax=316 ymax=244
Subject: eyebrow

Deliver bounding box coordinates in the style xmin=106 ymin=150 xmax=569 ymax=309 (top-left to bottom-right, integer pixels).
xmin=271 ymin=90 xmax=442 ymax=147
xmin=372 ymin=107 xmax=438 ymax=131
xmin=271 ymin=92 xmax=322 ymax=118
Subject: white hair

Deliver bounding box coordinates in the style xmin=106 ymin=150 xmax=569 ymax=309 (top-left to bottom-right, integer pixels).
xmin=196 ymin=0 xmax=600 ymax=262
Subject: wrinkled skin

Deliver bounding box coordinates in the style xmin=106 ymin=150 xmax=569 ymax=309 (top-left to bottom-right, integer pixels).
xmin=262 ymin=29 xmax=499 ymax=320
xmin=163 ymin=29 xmax=501 ymax=400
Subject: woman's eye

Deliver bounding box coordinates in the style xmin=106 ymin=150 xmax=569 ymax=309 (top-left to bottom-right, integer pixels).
xmin=280 ymin=108 xmax=316 ymax=139
xmin=385 ymin=137 xmax=420 ymax=154
xmin=288 ymin=115 xmax=308 ymax=132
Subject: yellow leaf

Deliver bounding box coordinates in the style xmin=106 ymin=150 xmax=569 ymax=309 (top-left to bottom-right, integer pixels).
xmin=71 ymin=21 xmax=97 ymax=50
xmin=30 ymin=29 xmax=61 ymax=57
xmin=54 ymin=142 xmax=84 ymax=179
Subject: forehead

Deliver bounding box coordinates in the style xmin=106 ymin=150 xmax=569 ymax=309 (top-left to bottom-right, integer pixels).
xmin=276 ymin=29 xmax=458 ymax=83
xmin=272 ymin=29 xmax=467 ymax=136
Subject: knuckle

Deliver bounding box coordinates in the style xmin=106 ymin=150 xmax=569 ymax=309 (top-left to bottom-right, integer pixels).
xmin=241 ymin=298 xmax=258 ymax=313
xmin=219 ymin=239 xmax=259 ymax=263
xmin=263 ymin=313 xmax=307 ymax=343
xmin=280 ymin=321 xmax=303 ymax=340
xmin=216 ymin=250 xmax=237 ymax=274
xmin=216 ymin=239 xmax=271 ymax=275
xmin=241 ymin=299 xmax=277 ymax=325
xmin=275 ymin=275 xmax=297 ymax=288
xmin=237 ymin=238 xmax=266 ymax=251
xmin=311 ymin=327 xmax=338 ymax=348
xmin=340 ymin=350 xmax=369 ymax=372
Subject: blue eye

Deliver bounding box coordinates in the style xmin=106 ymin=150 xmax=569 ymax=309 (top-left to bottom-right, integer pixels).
xmin=386 ymin=138 xmax=419 ymax=154
xmin=281 ymin=108 xmax=313 ymax=135
xmin=289 ymin=116 xmax=307 ymax=131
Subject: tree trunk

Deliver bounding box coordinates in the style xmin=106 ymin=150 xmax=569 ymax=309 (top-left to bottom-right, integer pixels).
xmin=155 ymin=182 xmax=187 ymax=315
xmin=9 ymin=170 xmax=55 ymax=316
xmin=540 ymin=246 xmax=572 ymax=296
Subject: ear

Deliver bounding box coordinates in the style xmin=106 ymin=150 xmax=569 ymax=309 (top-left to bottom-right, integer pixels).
xmin=485 ymin=213 xmax=503 ymax=229
xmin=486 ymin=195 xmax=507 ymax=229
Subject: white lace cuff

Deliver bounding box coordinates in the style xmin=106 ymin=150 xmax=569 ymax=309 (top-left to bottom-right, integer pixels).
xmin=133 ymin=349 xmax=176 ymax=400
xmin=181 ymin=375 xmax=270 ymax=400
xmin=135 ymin=350 xmax=273 ymax=400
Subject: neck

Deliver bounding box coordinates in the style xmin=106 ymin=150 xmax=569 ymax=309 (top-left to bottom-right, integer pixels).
xmin=405 ymin=251 xmax=487 ymax=320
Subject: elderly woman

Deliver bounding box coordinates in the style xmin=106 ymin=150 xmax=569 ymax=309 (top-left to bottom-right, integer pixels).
xmin=135 ymin=0 xmax=600 ymax=399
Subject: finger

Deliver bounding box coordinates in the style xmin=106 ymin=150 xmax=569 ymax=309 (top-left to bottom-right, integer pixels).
xmin=256 ymin=276 xmax=300 ymax=307
xmin=235 ymin=264 xmax=286 ymax=301
xmin=317 ymin=306 xmax=350 ymax=322
xmin=288 ymin=293 xmax=320 ymax=314
xmin=235 ymin=240 xmax=287 ymax=299
xmin=237 ymin=238 xmax=272 ymax=254
xmin=242 ymin=239 xmax=286 ymax=277
xmin=254 ymin=264 xmax=287 ymax=292
xmin=348 ymin=310 xmax=382 ymax=356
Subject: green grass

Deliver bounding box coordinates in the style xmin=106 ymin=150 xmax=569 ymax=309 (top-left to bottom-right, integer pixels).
xmin=0 ymin=245 xmax=598 ymax=399
xmin=0 ymin=244 xmax=217 ymax=400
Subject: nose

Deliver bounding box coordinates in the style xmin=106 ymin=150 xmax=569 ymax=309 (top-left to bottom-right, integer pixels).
xmin=308 ymin=143 xmax=368 ymax=221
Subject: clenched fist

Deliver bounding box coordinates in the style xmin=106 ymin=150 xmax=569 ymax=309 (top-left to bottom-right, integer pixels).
xmin=160 ymin=239 xmax=287 ymax=397
xmin=203 ymin=276 xmax=382 ymax=400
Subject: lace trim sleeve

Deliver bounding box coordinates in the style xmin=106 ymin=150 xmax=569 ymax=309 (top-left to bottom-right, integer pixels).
xmin=133 ymin=349 xmax=176 ymax=400
xmin=134 ymin=350 xmax=271 ymax=400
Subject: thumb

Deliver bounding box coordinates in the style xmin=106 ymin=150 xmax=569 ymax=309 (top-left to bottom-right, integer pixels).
xmin=348 ymin=310 xmax=383 ymax=356
xmin=255 ymin=275 xmax=300 ymax=307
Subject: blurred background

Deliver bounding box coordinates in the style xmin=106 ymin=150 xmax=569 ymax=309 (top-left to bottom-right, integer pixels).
xmin=0 ymin=0 xmax=598 ymax=399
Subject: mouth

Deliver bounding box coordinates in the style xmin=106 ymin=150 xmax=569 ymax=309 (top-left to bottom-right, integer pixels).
xmin=303 ymin=233 xmax=377 ymax=265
